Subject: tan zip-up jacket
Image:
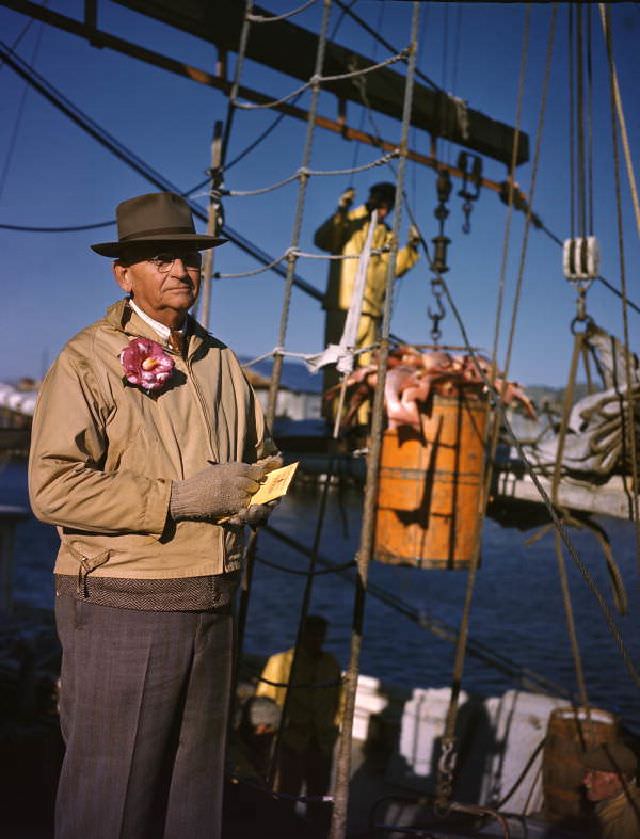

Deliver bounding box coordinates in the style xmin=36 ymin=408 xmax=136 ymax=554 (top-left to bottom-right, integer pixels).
xmin=29 ymin=300 xmax=274 ymax=585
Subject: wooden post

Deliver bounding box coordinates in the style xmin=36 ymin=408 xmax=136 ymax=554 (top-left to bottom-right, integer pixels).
xmin=198 ymin=120 xmax=223 ymax=331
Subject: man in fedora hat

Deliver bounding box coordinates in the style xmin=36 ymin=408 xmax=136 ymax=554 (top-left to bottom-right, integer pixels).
xmin=582 ymin=741 xmax=640 ymax=838
xmin=29 ymin=191 xmax=280 ymax=839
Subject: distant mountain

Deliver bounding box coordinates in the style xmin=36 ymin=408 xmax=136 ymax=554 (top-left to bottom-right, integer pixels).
xmin=525 ymin=383 xmax=591 ymax=411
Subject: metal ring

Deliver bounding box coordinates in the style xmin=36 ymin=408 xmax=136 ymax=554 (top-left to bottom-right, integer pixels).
xmin=571 ymin=315 xmax=594 ymax=335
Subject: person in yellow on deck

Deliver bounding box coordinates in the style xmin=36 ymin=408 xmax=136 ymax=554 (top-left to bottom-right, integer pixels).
xmin=28 ymin=191 xmax=281 ymax=839
xmin=256 ymin=614 xmax=342 ymax=834
xmin=314 ymin=182 xmax=420 ymax=424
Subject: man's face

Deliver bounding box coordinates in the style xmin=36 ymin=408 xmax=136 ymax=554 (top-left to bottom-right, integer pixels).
xmin=113 ymin=247 xmax=203 ymax=327
xmin=583 ymin=768 xmax=625 ymax=802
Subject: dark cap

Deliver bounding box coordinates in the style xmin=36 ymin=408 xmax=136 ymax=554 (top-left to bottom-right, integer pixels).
xmin=91 ymin=192 xmax=226 ymax=257
xmin=583 ymin=742 xmax=637 ymax=776
xmin=368 ymin=181 xmax=396 ymax=209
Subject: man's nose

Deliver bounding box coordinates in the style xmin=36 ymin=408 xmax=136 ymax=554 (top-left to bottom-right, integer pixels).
xmin=171 ymin=258 xmax=190 ymax=277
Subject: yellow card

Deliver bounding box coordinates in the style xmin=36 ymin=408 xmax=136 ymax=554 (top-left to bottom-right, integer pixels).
xmin=251 ymin=462 xmax=300 ymax=505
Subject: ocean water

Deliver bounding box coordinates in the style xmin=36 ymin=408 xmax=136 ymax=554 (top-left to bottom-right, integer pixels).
xmin=2 ymin=460 xmax=640 ymax=732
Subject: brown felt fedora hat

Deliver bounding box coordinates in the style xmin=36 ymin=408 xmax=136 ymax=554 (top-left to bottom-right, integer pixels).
xmin=91 ymin=192 xmax=226 ymax=257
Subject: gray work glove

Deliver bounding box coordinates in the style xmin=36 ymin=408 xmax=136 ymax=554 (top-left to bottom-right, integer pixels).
xmin=338 ymin=187 xmax=355 ymax=210
xmin=226 ymin=498 xmax=281 ymax=529
xmin=170 ymin=462 xmax=266 ymax=521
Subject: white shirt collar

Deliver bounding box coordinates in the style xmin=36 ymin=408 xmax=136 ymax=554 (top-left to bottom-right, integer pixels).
xmin=128 ymin=299 xmax=186 ymax=340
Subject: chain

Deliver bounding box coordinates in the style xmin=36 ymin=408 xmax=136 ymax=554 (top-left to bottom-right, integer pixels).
xmin=428 ymin=276 xmax=446 ymax=344
xmin=435 ymin=736 xmax=457 ymax=814
xmin=457 ymin=151 xmax=483 ymax=234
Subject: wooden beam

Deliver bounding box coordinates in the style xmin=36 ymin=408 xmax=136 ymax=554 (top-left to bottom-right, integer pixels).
xmin=0 ymin=0 xmax=530 ymax=205
xmin=114 ymin=0 xmax=528 ymax=166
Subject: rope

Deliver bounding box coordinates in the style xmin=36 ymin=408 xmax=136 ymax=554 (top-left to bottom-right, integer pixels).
xmin=0 ymin=17 xmax=47 ymax=202
xmin=436 ymin=7 xmax=548 ymax=812
xmin=330 ymin=8 xmax=421 ymax=838
xmin=600 ymin=4 xmax=640 ymax=582
xmin=550 ymin=333 xmax=590 ymax=711
xmin=430 ymin=268 xmax=640 ymax=692
xmin=596 ymin=276 xmax=640 ymax=315
xmin=321 ymin=48 xmax=410 ymax=83
xmin=206 ymin=151 xmax=399 ymax=199
xmin=333 ymin=0 xmax=441 ymax=92
xmin=235 ymin=49 xmax=409 ymax=111
xmin=502 ymin=5 xmax=557 ymax=384
xmin=266 ymin=0 xmax=333 ymax=429
xmin=255 ymin=554 xmax=355 ymax=576
xmin=493 ymin=737 xmax=546 ymax=810
xmin=228 ymin=775 xmax=333 ymax=804
xmin=246 ymin=0 xmax=318 ymax=23
xmin=213 ymin=251 xmax=288 ymax=279
xmin=598 ymin=5 xmax=640 ymax=239
xmin=0 ymin=220 xmax=115 ymax=232
xmin=236 ymin=80 xmax=310 ymax=111
xmin=264 ymin=524 xmax=571 ymax=698
xmin=257 ymin=674 xmax=343 ymax=690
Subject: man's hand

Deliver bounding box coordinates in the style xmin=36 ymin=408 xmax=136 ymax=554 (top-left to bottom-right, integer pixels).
xmin=338 ymin=187 xmax=355 ymax=211
xmin=170 ymin=462 xmax=270 ymax=521
xmin=225 ymin=499 xmax=281 ymax=529
xmin=408 ymin=223 xmax=421 ymax=248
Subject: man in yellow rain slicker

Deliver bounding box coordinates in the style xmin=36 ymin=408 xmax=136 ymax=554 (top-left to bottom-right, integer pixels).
xmin=314 ymin=182 xmax=420 ymax=423
xmin=256 ymin=615 xmax=341 ymax=834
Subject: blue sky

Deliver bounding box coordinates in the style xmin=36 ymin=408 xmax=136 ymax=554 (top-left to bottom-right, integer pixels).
xmin=1 ymin=1 xmax=639 ymax=386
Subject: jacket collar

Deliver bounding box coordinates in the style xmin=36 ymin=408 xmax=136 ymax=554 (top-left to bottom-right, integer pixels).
xmin=105 ymin=299 xmax=210 ymax=359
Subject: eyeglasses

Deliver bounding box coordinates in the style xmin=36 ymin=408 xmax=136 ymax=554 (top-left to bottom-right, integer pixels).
xmin=147 ymin=250 xmax=202 ymax=273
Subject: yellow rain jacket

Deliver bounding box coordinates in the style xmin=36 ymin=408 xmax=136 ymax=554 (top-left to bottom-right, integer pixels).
xmin=314 ymin=202 xmax=419 ymax=350
xmin=255 ymin=648 xmax=342 ymax=756
xmin=29 ymin=299 xmax=274 ymax=586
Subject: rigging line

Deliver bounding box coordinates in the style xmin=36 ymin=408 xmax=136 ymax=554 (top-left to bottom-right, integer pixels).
xmin=219 ymin=0 xmax=253 ymax=172
xmin=265 ymin=1 xmax=338 ymax=772
xmin=333 ymin=0 xmax=441 ymax=92
xmin=266 ymin=0 xmax=333 ymax=428
xmin=429 ymin=265 xmax=640 ymax=691
xmin=0 ymin=5 xmax=38 ymax=73
xmin=587 ymin=3 xmax=594 ymax=236
xmin=263 ymin=525 xmax=571 ymax=698
xmin=247 ymin=0 xmax=318 ymax=23
xmin=501 ymin=4 xmax=557 ymax=384
xmin=598 ymin=8 xmax=640 ymax=240
xmin=348 ymin=0 xmax=383 ymax=176
xmin=0 ymin=41 xmax=322 ymax=302
xmin=450 ymin=2 xmax=463 ymax=99
xmin=0 ymin=17 xmax=46 ymax=202
xmin=596 ymin=275 xmax=640 ymax=316
xmin=255 ymin=554 xmax=355 ymax=575
xmin=600 ymin=3 xmax=640 ymax=581
xmin=568 ymin=3 xmax=575 ymax=241
xmin=576 ymin=2 xmax=587 ymax=240
xmin=207 ymin=150 xmax=400 ymax=198
xmin=331 ymin=8 xmax=421 ymax=839
xmin=235 ymin=48 xmax=409 ymax=111
xmin=491 ymin=3 xmax=531 ymax=389
xmin=0 ymin=221 xmax=114 ymax=232
xmin=439 ymin=7 xmax=532 ymax=790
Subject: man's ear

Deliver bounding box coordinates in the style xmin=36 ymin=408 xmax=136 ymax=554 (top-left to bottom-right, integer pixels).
xmin=113 ymin=260 xmax=132 ymax=294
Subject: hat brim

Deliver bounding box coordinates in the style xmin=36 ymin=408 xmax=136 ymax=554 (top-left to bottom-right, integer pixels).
xmin=91 ymin=233 xmax=227 ymax=257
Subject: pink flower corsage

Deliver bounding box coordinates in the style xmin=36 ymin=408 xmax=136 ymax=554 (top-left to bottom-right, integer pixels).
xmin=120 ymin=337 xmax=175 ymax=394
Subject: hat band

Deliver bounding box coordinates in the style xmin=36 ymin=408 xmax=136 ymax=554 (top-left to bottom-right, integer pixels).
xmin=120 ymin=225 xmax=196 ymax=241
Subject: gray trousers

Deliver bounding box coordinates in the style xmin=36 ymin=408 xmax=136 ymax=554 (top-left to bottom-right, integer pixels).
xmin=54 ymin=595 xmax=234 ymax=839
